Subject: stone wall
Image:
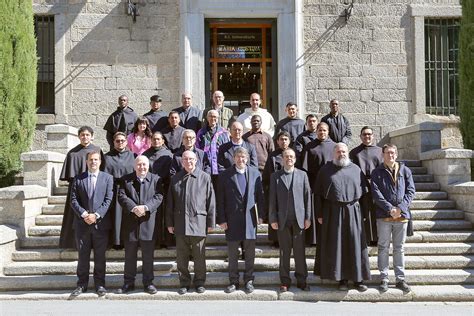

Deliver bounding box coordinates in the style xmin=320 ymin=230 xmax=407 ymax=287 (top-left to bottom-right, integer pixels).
xmin=31 ymin=0 xmax=462 ymax=151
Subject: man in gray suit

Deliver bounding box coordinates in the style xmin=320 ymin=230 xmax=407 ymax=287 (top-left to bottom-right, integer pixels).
xmin=117 ymin=156 xmax=164 ymax=295
xmin=70 ymin=151 xmax=114 ymax=297
xmin=166 ymin=150 xmax=216 ymax=295
xmin=269 ymin=148 xmax=312 ymax=292
xmin=217 ymin=147 xmax=265 ymax=294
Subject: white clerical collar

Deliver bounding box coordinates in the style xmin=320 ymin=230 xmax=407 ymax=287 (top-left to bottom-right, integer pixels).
xmin=235 ymin=166 xmax=246 ymax=174
xmin=232 ymin=140 xmax=243 ymax=146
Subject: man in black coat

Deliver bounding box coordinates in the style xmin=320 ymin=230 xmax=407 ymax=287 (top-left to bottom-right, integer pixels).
xmin=294 ymin=114 xmax=318 ymax=164
xmin=69 ymin=151 xmax=113 ymax=298
xmin=269 ymin=148 xmax=312 ymax=292
xmin=103 ymin=95 xmax=138 ymax=150
xmin=172 ymin=92 xmax=202 ymax=132
xmin=104 ymin=132 xmax=136 ymax=248
xmin=117 ymin=156 xmax=164 ymax=295
xmin=218 ymin=121 xmax=258 ymax=172
xmin=217 ymin=147 xmax=265 ymax=294
xmin=143 ymin=95 xmax=168 ymax=133
xmin=274 ymin=102 xmax=305 ymax=147
xmin=161 ymin=111 xmax=186 ymax=153
xmin=320 ymin=99 xmax=352 ymax=144
xmin=166 ymin=150 xmax=216 ymax=295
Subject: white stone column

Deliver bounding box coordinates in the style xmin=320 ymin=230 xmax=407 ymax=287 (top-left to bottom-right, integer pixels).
xmin=45 ymin=124 xmax=79 ymax=155
xmin=21 ymin=151 xmax=66 ymax=196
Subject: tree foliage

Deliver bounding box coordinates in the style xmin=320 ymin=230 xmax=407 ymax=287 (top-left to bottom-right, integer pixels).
xmin=460 ymin=0 xmax=474 ymax=150
xmin=0 ymin=0 xmax=37 ymax=187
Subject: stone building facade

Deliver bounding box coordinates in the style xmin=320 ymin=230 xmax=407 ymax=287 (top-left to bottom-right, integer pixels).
xmin=32 ymin=0 xmax=462 ymax=150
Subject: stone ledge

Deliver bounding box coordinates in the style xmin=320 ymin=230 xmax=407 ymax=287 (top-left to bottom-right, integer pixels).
xmin=20 ymin=150 xmax=66 ymax=163
xmin=388 ymin=122 xmax=443 ymax=138
xmin=446 ymin=182 xmax=474 ymax=195
xmin=0 ymin=186 xmax=48 ymax=200
xmin=420 ymin=148 xmax=473 ymax=160
xmin=409 ymin=5 xmax=462 ymax=18
xmin=45 ymin=124 xmax=78 ymax=135
xmin=0 ymin=225 xmax=18 ymax=245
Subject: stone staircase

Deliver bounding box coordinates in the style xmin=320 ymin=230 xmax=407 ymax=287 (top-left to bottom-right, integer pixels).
xmin=1 ymin=160 xmax=474 ymax=301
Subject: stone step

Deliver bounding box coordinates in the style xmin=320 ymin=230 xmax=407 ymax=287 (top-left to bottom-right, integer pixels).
xmin=414 ymin=191 xmax=447 ymax=200
xmin=48 ymin=195 xmax=66 ymax=205
xmin=410 ymin=209 xmax=465 ymax=220
xmin=33 ymin=209 xmax=465 ymax=227
xmin=14 ymin=242 xmax=474 ymax=261
xmin=4 ymin=256 xmax=474 ymax=277
xmin=0 ymin=285 xmax=473 ymax=302
xmin=412 ymin=220 xmax=472 ymax=231
xmin=407 ymin=166 xmax=428 ymax=175
xmin=1 ymin=269 xmax=473 ymax=292
xmin=415 ymin=182 xmax=440 ymax=191
xmin=412 ymin=174 xmax=433 ymax=182
xmin=42 ymin=204 xmax=65 ymax=215
xmin=410 ymin=200 xmax=456 ymax=209
xmin=53 ymin=186 xmax=68 ymax=196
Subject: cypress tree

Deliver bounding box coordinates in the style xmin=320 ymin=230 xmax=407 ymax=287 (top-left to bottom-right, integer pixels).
xmin=460 ymin=1 xmax=474 ymax=150
xmin=0 ymin=0 xmax=37 ymax=187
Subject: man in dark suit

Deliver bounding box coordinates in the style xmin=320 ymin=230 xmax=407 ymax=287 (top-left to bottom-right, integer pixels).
xmin=69 ymin=151 xmax=114 ymax=298
xmin=117 ymin=156 xmax=164 ymax=295
xmin=269 ymin=148 xmax=312 ymax=292
xmin=217 ymin=147 xmax=265 ymax=294
xmin=166 ymin=150 xmax=215 ymax=295
xmin=218 ymin=121 xmax=258 ymax=172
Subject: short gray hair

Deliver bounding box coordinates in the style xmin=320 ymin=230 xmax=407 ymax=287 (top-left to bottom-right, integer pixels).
xmin=233 ymin=146 xmax=249 ymax=159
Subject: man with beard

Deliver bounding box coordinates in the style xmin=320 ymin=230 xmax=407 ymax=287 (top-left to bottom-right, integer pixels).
xmin=314 ymin=143 xmax=370 ymax=292
xmin=142 ymin=131 xmax=173 ymax=248
xmin=218 ymin=121 xmax=258 ymax=172
xmin=262 ymin=131 xmax=291 ymax=247
xmin=371 ymin=144 xmax=415 ymax=294
xmin=172 ymin=92 xmax=202 ymax=132
xmin=166 ymin=150 xmax=216 ymax=295
xmin=274 ymin=102 xmax=305 ymax=146
xmin=103 ymin=95 xmax=138 ymax=150
xmin=269 ymin=148 xmax=312 ymax=292
xmin=104 ymin=132 xmax=136 ymax=248
xmin=117 ymin=156 xmax=164 ymax=295
xmin=349 ymin=126 xmax=383 ymax=246
xmin=170 ymin=129 xmax=210 ymax=176
xmin=217 ymin=147 xmax=265 ymax=294
xmin=320 ymin=99 xmax=352 ymax=144
xmin=59 ymin=126 xmax=105 ymax=249
xmin=161 ymin=111 xmax=186 ymax=153
xmin=300 ymin=122 xmax=335 ymax=248
xmin=242 ymin=115 xmax=274 ymax=172
xmin=294 ymin=114 xmax=318 ymax=164
xmin=143 ymin=95 xmax=168 ymax=133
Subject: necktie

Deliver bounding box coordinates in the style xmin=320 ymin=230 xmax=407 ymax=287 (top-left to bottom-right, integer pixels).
xmin=90 ymin=174 xmax=97 ymax=196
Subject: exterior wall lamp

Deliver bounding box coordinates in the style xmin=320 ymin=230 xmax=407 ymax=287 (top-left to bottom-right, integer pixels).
xmin=344 ymin=0 xmax=354 ymax=22
xmin=127 ymin=0 xmax=139 ymax=23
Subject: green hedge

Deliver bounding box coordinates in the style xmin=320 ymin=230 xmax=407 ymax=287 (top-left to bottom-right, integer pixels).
xmin=460 ymin=1 xmax=474 ymax=150
xmin=0 ymin=0 xmax=37 ymax=187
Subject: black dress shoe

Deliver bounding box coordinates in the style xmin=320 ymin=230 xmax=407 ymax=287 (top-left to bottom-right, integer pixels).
xmin=195 ymin=286 xmax=206 ymax=294
xmin=244 ymin=281 xmax=254 ymax=293
xmin=144 ymin=284 xmax=158 ymax=294
xmin=297 ymin=283 xmax=310 ymax=291
xmin=71 ymin=286 xmax=86 ymax=297
xmin=178 ymin=287 xmax=188 ymax=295
xmin=116 ymin=284 xmax=135 ymax=294
xmin=354 ymin=282 xmax=368 ymax=292
xmin=338 ymin=280 xmax=349 ymax=291
xmin=96 ymin=286 xmax=107 ymax=297
xmin=225 ymin=284 xmax=238 ymax=293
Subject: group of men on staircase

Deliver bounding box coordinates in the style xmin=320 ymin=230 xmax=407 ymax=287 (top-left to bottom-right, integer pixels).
xmin=59 ymin=92 xmax=415 ymax=298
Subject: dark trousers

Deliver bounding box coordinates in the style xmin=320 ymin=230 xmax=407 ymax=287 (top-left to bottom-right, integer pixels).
xmin=75 ymin=227 xmax=109 ymax=289
xmin=277 ymin=221 xmax=308 ymax=286
xmin=123 ymin=240 xmax=155 ymax=286
xmin=176 ymin=235 xmax=206 ymax=288
xmin=227 ymin=240 xmax=256 ymax=285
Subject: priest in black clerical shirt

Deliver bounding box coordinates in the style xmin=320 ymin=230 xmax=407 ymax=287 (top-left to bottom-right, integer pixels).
xmin=103 ymin=95 xmax=138 ymax=150
xmin=274 ymin=102 xmax=305 ymax=147
xmin=143 ymin=95 xmax=168 ymax=133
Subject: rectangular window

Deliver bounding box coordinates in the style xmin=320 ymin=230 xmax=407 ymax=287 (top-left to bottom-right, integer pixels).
xmin=424 ymin=18 xmax=460 ymax=116
xmin=34 ymin=15 xmax=55 ymax=114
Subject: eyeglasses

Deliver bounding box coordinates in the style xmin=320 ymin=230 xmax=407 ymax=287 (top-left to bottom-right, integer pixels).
xmin=362 ymin=133 xmax=373 ymax=136
xmin=184 ymin=136 xmax=195 ymax=140
xmin=115 ymin=139 xmax=126 ymax=143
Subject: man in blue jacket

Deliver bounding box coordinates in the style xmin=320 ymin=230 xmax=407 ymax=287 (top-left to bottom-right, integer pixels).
xmin=371 ymin=143 xmax=415 ymax=293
